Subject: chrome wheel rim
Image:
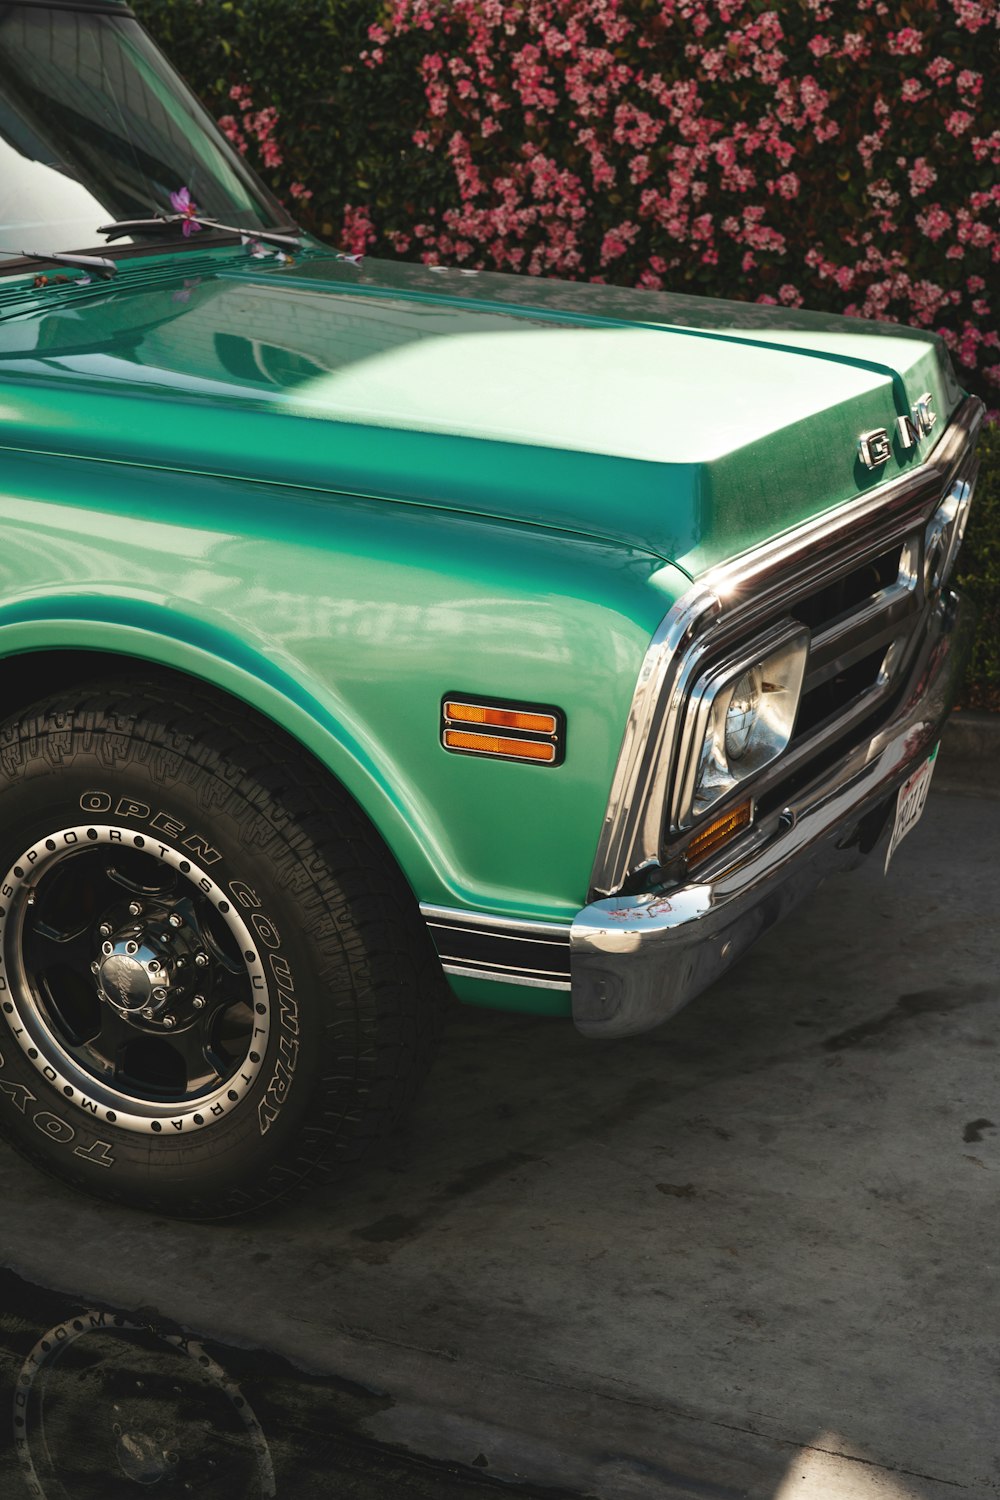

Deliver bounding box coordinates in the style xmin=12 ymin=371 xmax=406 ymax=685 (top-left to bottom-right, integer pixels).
xmin=0 ymin=825 xmax=268 ymax=1135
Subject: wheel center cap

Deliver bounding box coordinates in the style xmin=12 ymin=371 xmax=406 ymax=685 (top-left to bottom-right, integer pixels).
xmin=99 ymin=954 xmax=152 ymax=1013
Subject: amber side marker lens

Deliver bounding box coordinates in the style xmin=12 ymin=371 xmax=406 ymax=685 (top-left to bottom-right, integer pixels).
xmin=444 ymin=700 xmax=558 ymax=736
xmin=441 ymin=694 xmax=564 ymax=765
xmin=685 ymin=800 xmax=753 ymax=869
xmin=443 ymin=729 xmax=556 ymax=764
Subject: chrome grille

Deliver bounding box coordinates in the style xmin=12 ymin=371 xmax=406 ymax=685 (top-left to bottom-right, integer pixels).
xmin=588 ymin=396 xmax=984 ymax=899
xmin=783 ymin=537 xmax=918 ymax=745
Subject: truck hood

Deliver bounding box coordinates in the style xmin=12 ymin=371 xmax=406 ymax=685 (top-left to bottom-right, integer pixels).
xmin=0 ymin=246 xmax=963 ymax=575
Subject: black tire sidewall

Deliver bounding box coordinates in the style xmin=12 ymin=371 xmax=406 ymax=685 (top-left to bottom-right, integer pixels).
xmin=0 ymin=734 xmax=336 ymax=1214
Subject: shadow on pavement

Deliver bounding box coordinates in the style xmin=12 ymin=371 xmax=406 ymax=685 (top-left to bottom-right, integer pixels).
xmin=0 ymin=1268 xmax=576 ymax=1500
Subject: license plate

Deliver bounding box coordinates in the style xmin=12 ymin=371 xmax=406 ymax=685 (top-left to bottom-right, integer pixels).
xmin=885 ymin=745 xmax=938 ymax=873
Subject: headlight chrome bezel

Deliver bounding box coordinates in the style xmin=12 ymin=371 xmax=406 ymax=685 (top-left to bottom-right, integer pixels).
xmin=673 ymin=619 xmax=811 ymax=829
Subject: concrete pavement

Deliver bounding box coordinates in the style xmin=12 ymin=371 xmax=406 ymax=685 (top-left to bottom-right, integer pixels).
xmin=1 ymin=780 xmax=998 ymax=1499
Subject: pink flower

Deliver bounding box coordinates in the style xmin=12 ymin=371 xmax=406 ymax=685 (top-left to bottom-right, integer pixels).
xmin=169 ymin=186 xmax=201 ymax=236
xmin=952 ymin=0 xmax=990 ymax=32
xmin=840 ymin=32 xmax=870 ymax=60
xmin=971 ymin=132 xmax=1000 ymax=164
xmin=925 ymin=57 xmax=955 ymax=85
xmin=916 ymin=206 xmax=953 ymax=241
xmin=599 ymin=220 xmax=639 ymax=264
xmin=908 ymin=157 xmax=938 ymax=196
xmin=946 ymin=110 xmax=975 ymax=136
xmin=217 ymin=114 xmax=245 ymax=151
xmin=887 ymin=27 xmax=924 ymax=55
xmin=341 ymin=203 xmax=376 ymax=258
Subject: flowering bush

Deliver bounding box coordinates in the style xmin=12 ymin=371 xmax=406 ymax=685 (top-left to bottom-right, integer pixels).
xmin=355 ymin=0 xmax=997 ymax=401
xmin=132 ymin=0 xmax=375 ymax=220
xmin=134 ymin=0 xmax=997 ymax=401
xmin=134 ymin=0 xmax=999 ymax=697
xmin=217 ymin=83 xmax=314 ymax=204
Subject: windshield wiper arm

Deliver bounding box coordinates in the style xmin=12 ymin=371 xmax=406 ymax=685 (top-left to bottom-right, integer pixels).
xmin=0 ymin=248 xmax=117 ymax=279
xmin=189 ymin=217 xmax=302 ymax=250
xmin=98 ymin=215 xmax=302 ymax=250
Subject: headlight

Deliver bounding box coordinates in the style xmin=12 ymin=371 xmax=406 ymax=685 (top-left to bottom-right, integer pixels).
xmin=676 ymin=621 xmax=810 ymax=825
xmin=924 ymin=472 xmax=975 ymax=595
xmin=724 ymin=667 xmax=762 ymax=761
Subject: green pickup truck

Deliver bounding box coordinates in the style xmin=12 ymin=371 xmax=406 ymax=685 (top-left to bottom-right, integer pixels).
xmin=0 ymin=0 xmax=983 ymax=1217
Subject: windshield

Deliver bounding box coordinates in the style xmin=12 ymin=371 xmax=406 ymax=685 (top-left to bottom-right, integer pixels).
xmin=0 ymin=4 xmax=287 ymax=264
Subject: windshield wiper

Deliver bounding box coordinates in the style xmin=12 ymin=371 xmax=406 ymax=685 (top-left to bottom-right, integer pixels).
xmin=0 ymin=248 xmax=117 ymax=279
xmin=98 ymin=215 xmax=302 ymax=250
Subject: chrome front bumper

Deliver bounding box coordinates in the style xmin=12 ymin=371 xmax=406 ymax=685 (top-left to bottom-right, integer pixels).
xmin=571 ymin=587 xmax=974 ymax=1039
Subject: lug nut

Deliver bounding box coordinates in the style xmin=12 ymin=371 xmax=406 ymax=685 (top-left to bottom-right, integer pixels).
xmin=99 ymin=923 xmax=112 ymax=938
xmin=192 ymin=995 xmax=206 ymax=1010
xmin=169 ymin=913 xmax=183 ymax=929
xmin=162 ymin=1014 xmax=176 ymax=1029
xmin=128 ymin=901 xmax=143 ymax=917
xmin=91 ymin=960 xmax=100 ymax=976
xmin=194 ymin=952 xmax=209 ymax=968
xmin=147 ymin=960 xmax=160 ymax=974
xmin=141 ymin=1006 xmax=155 ymax=1021
xmin=102 ymin=941 xmax=114 ymax=956
xmin=125 ymin=941 xmax=138 ymax=956
xmin=152 ymin=987 xmax=168 ymax=1002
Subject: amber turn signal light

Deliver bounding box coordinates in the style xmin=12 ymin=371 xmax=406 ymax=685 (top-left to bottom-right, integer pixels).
xmin=444 ymin=700 xmax=558 ymax=737
xmin=443 ymin=730 xmax=556 ymax=763
xmin=685 ymin=799 xmax=753 ymax=869
xmin=441 ymin=694 xmax=564 ymax=766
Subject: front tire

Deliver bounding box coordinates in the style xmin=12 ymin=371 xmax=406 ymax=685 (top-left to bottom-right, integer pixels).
xmin=0 ymin=679 xmax=445 ymax=1218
